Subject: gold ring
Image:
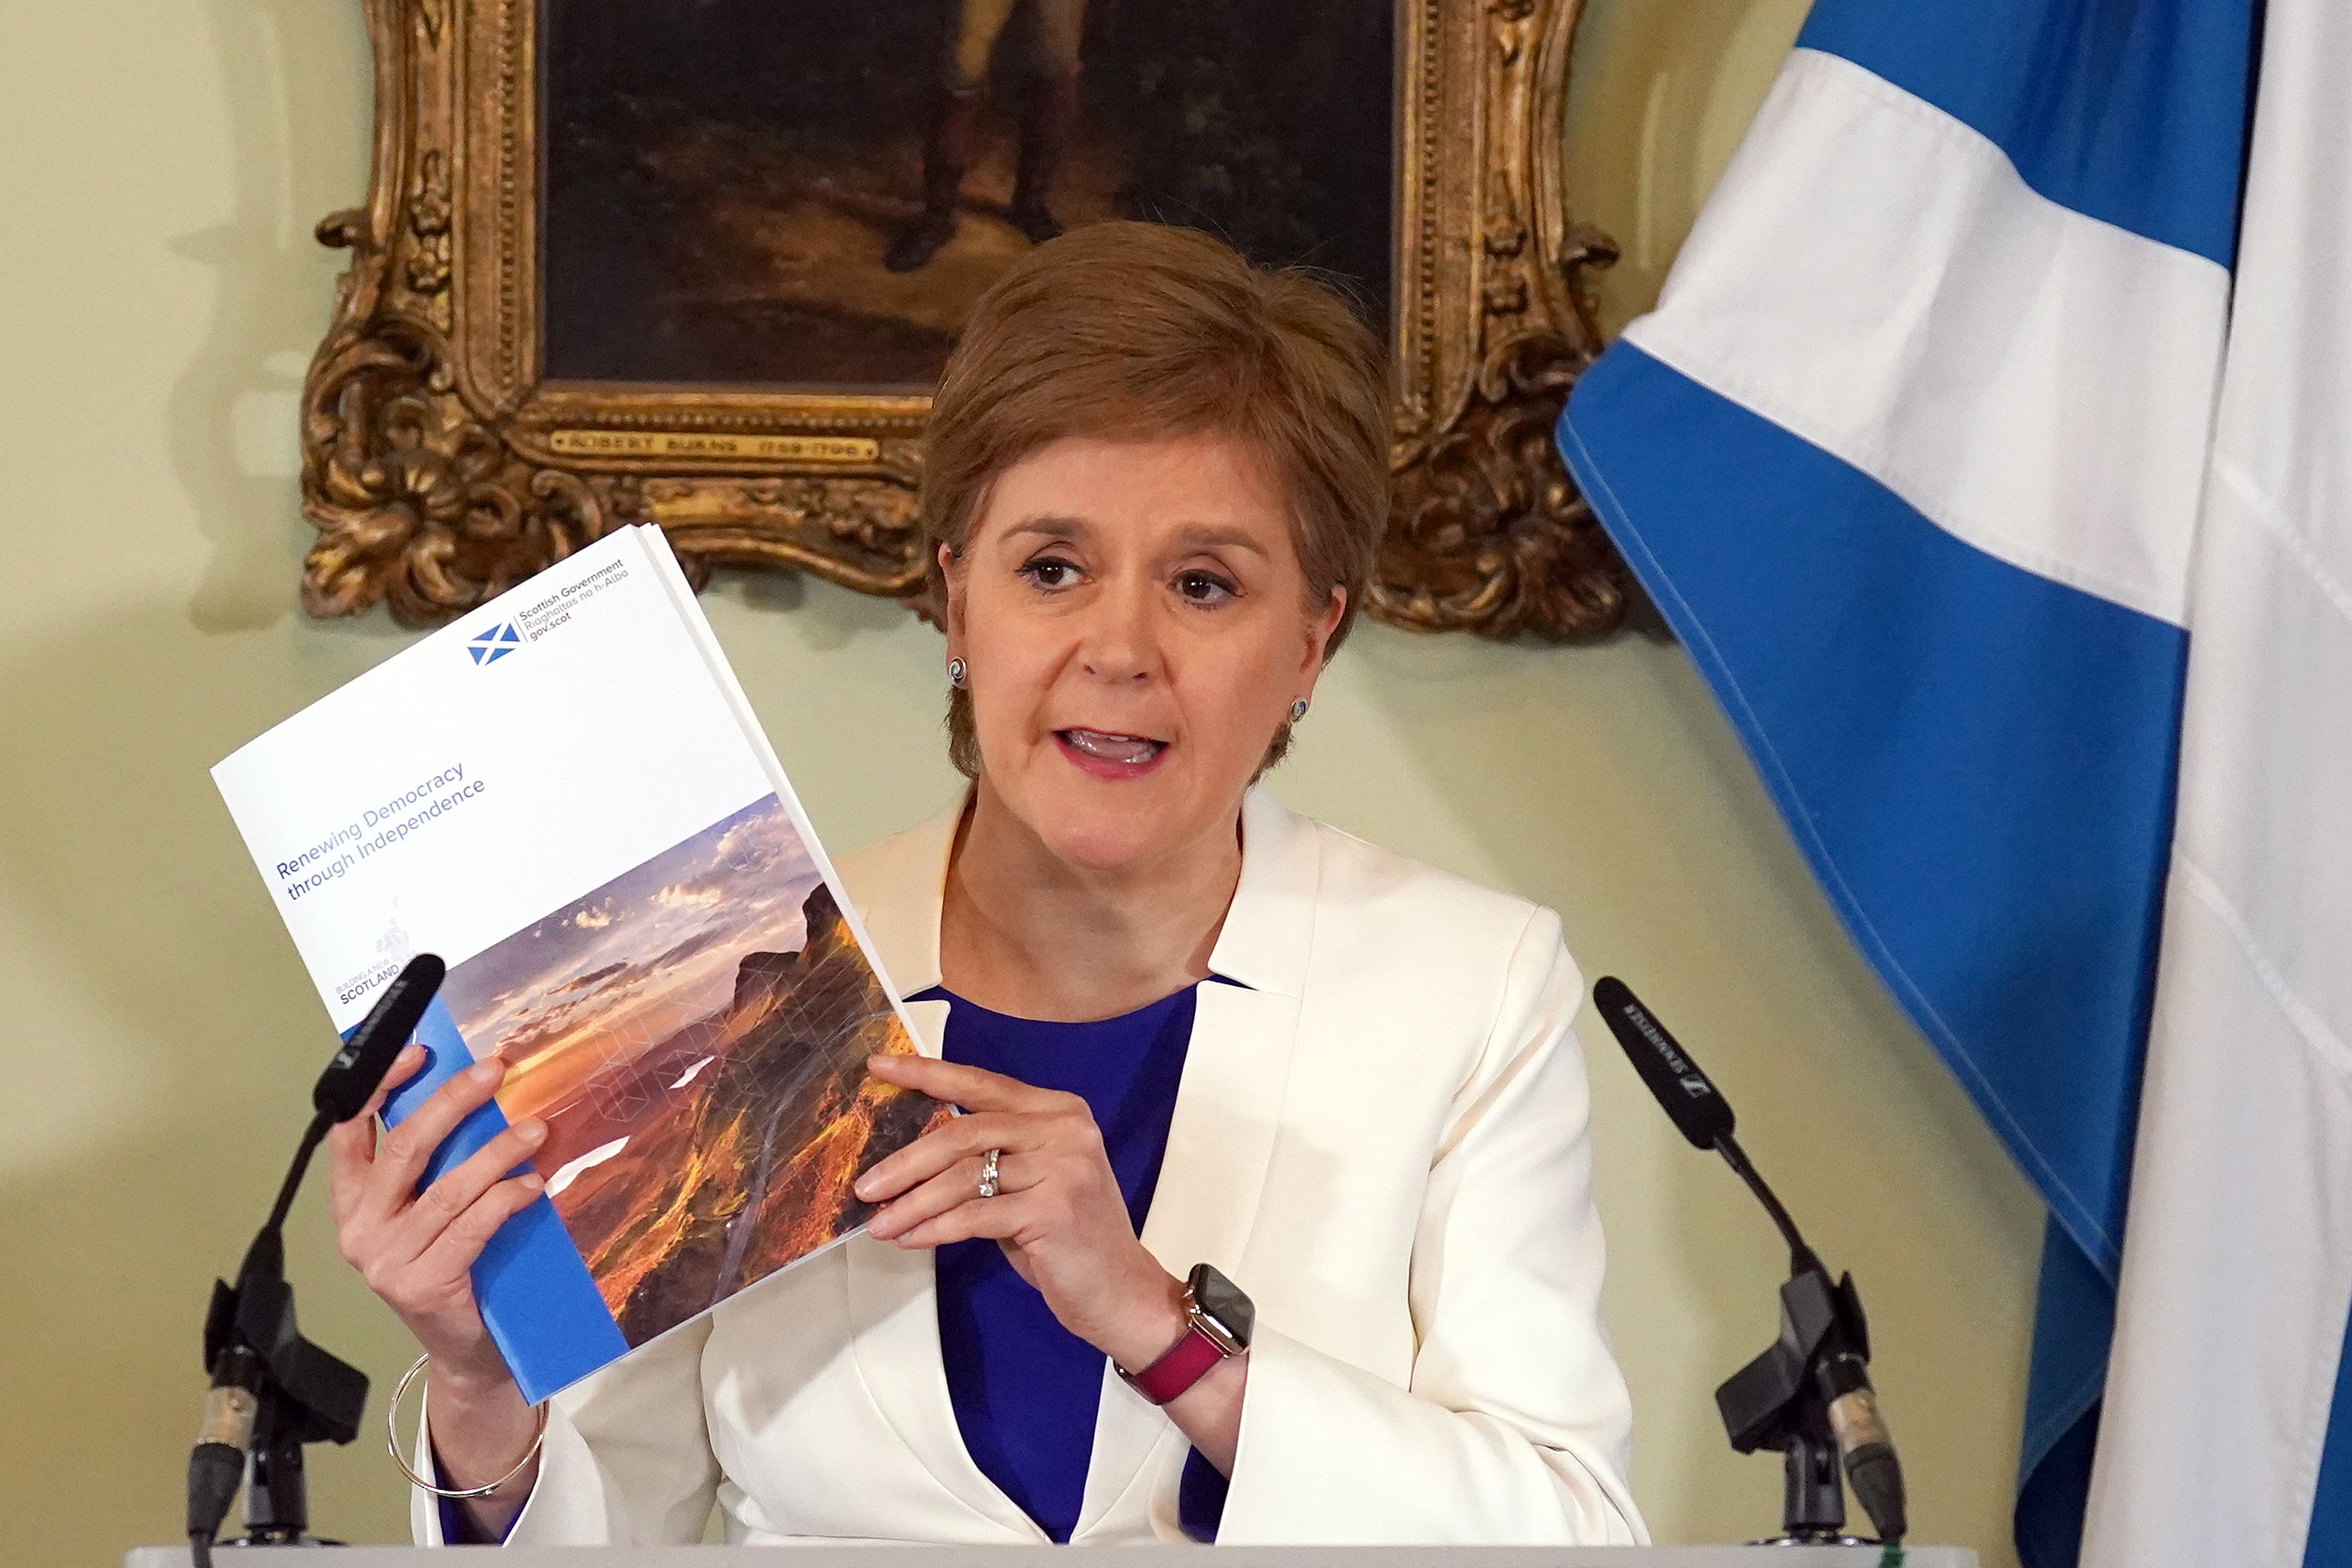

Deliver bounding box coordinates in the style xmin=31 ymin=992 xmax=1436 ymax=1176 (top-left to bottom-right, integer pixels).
xmin=385 ymin=1353 xmax=548 ymax=1500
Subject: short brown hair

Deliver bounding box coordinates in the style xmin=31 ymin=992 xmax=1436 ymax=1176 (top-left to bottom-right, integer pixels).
xmin=922 ymin=221 xmax=1391 ymax=778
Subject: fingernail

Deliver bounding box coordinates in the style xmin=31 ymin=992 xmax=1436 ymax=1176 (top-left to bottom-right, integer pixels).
xmin=520 ymin=1173 xmax=544 ymax=1192
xmin=471 ymin=1058 xmax=503 ymax=1083
xmin=517 ymin=1119 xmax=546 ymax=1144
xmin=854 ymin=1176 xmax=877 ymax=1199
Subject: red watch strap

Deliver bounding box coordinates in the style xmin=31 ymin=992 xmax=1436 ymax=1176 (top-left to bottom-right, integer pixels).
xmin=1121 ymin=1324 xmax=1227 ymax=1405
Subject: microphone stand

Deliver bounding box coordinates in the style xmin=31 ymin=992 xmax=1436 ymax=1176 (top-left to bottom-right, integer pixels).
xmin=1709 ymin=1133 xmax=1879 ymax=1547
xmin=1593 ymin=976 xmax=1906 ymax=1546
xmin=190 ymin=1113 xmax=369 ymax=1563
xmin=190 ymin=953 xmax=443 ymax=1565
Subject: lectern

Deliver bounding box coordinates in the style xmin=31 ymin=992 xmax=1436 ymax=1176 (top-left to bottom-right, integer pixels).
xmin=130 ymin=1544 xmax=1977 ymax=1567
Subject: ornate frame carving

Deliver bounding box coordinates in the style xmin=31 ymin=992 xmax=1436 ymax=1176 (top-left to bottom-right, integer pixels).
xmin=302 ymin=0 xmax=1629 ymax=638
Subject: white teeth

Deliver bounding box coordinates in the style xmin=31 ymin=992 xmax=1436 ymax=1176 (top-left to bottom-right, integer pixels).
xmin=1062 ymin=728 xmax=1164 ymax=764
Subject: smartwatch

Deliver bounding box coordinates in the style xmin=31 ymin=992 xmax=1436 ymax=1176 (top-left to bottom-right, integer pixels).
xmin=1118 ymin=1263 xmax=1254 ymax=1405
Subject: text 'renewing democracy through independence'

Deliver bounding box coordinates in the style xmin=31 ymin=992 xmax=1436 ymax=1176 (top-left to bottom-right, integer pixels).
xmin=274 ymin=765 xmax=486 ymax=901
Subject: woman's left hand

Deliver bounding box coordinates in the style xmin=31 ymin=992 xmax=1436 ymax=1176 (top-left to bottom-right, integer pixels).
xmin=856 ymin=1053 xmax=1187 ymax=1372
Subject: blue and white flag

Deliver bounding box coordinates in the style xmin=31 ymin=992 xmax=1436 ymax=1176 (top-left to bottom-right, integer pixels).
xmin=1557 ymin=1 xmax=2352 ymax=1564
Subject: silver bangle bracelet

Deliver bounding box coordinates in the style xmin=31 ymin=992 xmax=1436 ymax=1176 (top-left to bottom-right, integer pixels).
xmin=386 ymin=1353 xmax=548 ymax=1500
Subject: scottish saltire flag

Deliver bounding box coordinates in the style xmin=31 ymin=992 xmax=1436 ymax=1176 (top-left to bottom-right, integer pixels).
xmin=1558 ymin=1 xmax=2352 ymax=1565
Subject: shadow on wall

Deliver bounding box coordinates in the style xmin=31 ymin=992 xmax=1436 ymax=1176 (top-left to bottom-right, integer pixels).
xmin=167 ymin=0 xmax=371 ymax=635
xmin=1564 ymin=0 xmax=1815 ymax=336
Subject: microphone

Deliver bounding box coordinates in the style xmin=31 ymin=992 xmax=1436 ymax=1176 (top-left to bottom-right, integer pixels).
xmin=315 ymin=953 xmax=446 ymax=1123
xmin=1592 ymin=974 xmax=1733 ymax=1149
xmin=1593 ymin=976 xmax=1907 ymax=1547
xmin=187 ymin=955 xmax=444 ymax=1566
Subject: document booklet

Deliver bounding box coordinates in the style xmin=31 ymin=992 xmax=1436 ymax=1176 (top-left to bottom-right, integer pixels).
xmin=214 ymin=525 xmax=945 ymax=1404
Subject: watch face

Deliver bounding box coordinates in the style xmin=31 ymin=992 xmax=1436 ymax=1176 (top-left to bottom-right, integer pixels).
xmin=1187 ymin=1263 xmax=1255 ymax=1350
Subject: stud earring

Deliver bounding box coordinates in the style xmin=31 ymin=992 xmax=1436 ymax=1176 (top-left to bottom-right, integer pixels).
xmin=1288 ymin=697 xmax=1310 ymax=723
xmin=948 ymin=657 xmax=968 ymax=688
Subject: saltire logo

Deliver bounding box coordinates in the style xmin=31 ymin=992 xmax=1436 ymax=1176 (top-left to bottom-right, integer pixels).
xmin=468 ymin=623 xmax=523 ymax=665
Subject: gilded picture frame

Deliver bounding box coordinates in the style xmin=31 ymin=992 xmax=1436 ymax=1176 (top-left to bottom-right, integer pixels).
xmin=301 ymin=0 xmax=1629 ymax=638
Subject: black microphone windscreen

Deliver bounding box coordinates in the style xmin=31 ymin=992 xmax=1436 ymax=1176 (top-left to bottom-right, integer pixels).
xmin=1592 ymin=976 xmax=1736 ymax=1150
xmin=314 ymin=954 xmax=445 ymax=1123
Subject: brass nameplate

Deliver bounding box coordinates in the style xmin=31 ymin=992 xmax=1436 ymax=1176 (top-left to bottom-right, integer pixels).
xmin=549 ymin=430 xmax=880 ymax=463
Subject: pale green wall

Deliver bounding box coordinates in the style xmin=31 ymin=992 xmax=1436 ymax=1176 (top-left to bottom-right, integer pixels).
xmin=0 ymin=2 xmax=2037 ymax=1564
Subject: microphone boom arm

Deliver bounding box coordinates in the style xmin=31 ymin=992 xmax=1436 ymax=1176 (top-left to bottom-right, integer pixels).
xmin=1713 ymin=1131 xmax=1818 ymax=1276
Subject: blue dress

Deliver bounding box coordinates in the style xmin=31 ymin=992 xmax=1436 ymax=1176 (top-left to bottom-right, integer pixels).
xmin=915 ymin=982 xmax=1230 ymax=1543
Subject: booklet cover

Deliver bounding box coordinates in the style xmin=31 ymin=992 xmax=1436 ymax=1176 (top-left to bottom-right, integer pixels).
xmin=213 ymin=526 xmax=944 ymax=1404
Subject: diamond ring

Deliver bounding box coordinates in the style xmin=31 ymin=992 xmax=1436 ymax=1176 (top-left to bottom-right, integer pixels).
xmin=977 ymin=1147 xmax=1002 ymax=1199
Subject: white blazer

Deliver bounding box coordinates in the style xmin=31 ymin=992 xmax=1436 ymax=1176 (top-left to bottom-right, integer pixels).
xmin=415 ymin=789 xmax=1645 ymax=1546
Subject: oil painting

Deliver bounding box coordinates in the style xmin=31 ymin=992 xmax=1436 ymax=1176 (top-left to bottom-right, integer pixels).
xmin=540 ymin=0 xmax=1396 ymax=389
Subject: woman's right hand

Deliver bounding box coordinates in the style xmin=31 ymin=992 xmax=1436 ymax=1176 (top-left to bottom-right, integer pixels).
xmin=328 ymin=1045 xmax=549 ymax=1524
xmin=327 ymin=1045 xmax=547 ymax=1376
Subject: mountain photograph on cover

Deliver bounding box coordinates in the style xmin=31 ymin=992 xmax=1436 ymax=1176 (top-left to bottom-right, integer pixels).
xmin=438 ymin=794 xmax=942 ymax=1347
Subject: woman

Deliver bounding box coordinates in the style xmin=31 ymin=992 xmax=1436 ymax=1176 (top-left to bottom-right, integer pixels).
xmin=330 ymin=221 xmax=1645 ymax=1547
